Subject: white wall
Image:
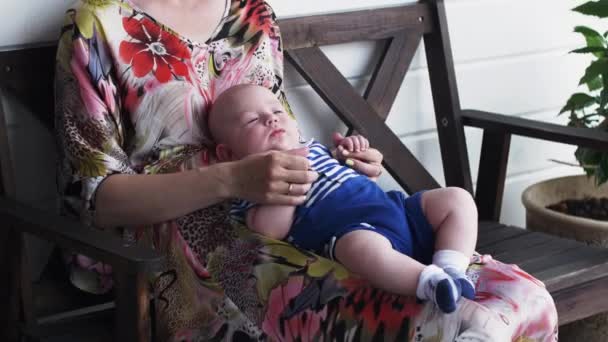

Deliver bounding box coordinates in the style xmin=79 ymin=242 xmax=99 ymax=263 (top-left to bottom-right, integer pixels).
xmin=1 ymin=0 xmax=592 ymax=231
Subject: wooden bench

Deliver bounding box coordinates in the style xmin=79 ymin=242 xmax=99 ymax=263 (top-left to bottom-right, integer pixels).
xmin=2 ymin=0 xmax=608 ymax=340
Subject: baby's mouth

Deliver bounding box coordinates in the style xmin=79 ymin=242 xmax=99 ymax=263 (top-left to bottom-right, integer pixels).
xmin=270 ymin=129 xmax=285 ymax=138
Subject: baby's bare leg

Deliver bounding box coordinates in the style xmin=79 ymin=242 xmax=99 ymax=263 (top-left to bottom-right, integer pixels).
xmin=421 ymin=187 xmax=477 ymax=256
xmin=421 ymin=187 xmax=478 ymax=299
xmin=335 ymin=229 xmax=461 ymax=313
xmin=335 ymin=229 xmax=423 ymax=294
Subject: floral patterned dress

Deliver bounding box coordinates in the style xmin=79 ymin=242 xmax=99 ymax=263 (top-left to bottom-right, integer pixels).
xmin=55 ymin=0 xmax=559 ymax=340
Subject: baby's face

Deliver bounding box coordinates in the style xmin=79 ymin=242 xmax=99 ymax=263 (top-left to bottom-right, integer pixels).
xmin=211 ymin=85 xmax=301 ymax=160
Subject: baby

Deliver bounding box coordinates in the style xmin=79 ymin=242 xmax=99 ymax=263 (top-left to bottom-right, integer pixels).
xmin=207 ymin=84 xmax=478 ymax=313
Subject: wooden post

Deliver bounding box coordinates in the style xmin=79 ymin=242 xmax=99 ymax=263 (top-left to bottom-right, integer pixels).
xmin=424 ymin=0 xmax=474 ymax=193
xmin=475 ymin=130 xmax=511 ymax=221
xmin=114 ymin=271 xmax=151 ymax=342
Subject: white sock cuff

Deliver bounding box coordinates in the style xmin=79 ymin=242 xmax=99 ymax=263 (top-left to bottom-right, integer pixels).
xmin=416 ymin=264 xmax=444 ymax=299
xmin=433 ymin=249 xmax=469 ymax=273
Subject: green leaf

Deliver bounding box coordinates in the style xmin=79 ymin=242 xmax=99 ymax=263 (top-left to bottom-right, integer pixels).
xmin=570 ymin=46 xmax=608 ymax=54
xmin=588 ymin=75 xmax=604 ymax=91
xmin=601 ymin=79 xmax=608 ymax=106
xmin=575 ymin=26 xmax=605 ymax=46
xmin=579 ymin=58 xmax=608 ymax=85
xmin=573 ymin=1 xmax=608 ymax=18
xmin=575 ymin=147 xmax=602 ymax=175
xmin=560 ymin=93 xmax=597 ymax=114
xmin=574 ymin=26 xmax=606 ymax=57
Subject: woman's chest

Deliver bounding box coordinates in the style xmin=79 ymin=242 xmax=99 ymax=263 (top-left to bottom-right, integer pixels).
xmin=128 ymin=0 xmax=228 ymax=45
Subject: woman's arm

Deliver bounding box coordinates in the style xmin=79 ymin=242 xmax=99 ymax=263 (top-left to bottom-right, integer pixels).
xmin=94 ymin=164 xmax=229 ymax=228
xmin=94 ymin=150 xmax=318 ymax=228
xmin=246 ymin=205 xmax=295 ymax=240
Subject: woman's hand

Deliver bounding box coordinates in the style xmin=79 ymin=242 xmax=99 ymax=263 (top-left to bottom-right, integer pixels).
xmin=332 ymin=132 xmax=384 ymax=181
xmin=225 ymin=148 xmax=319 ymax=205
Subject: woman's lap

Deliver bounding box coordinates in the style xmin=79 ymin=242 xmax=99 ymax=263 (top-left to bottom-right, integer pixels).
xmin=154 ymin=213 xmax=558 ymax=341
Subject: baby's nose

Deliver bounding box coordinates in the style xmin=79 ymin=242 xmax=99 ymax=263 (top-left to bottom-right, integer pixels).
xmin=265 ymin=115 xmax=278 ymax=125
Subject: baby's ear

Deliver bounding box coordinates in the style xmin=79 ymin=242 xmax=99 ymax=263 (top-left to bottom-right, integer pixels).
xmin=215 ymin=143 xmax=233 ymax=162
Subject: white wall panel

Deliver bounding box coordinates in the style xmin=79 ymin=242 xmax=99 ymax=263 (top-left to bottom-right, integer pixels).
xmin=0 ymin=0 xmax=78 ymax=48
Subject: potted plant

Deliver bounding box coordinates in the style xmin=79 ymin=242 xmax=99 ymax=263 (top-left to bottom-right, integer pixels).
xmin=521 ymin=1 xmax=608 ymax=339
xmin=523 ymin=0 xmax=608 ymax=242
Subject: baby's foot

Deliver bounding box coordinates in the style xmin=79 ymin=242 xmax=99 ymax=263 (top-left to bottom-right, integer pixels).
xmin=445 ymin=268 xmax=476 ymax=300
xmin=417 ymin=265 xmax=462 ymax=313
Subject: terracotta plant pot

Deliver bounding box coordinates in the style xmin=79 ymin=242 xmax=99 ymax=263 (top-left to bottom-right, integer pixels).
xmin=522 ymin=174 xmax=608 ymax=247
xmin=522 ymin=174 xmax=608 ymax=341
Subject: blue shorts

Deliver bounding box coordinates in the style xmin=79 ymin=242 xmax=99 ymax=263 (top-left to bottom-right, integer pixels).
xmin=290 ymin=179 xmax=435 ymax=264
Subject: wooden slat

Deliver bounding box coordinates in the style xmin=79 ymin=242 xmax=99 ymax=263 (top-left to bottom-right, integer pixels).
xmin=0 ymin=196 xmax=165 ymax=274
xmin=286 ymin=47 xmax=440 ymax=194
xmin=0 ymin=87 xmax=19 ymax=341
xmin=23 ymin=302 xmax=114 ymax=339
xmin=114 ymin=272 xmax=151 ymax=342
xmin=0 ymin=87 xmax=15 ymax=197
xmin=521 ymin=244 xmax=604 ymax=277
xmin=20 ymin=235 xmax=36 ymax=329
xmin=533 ymin=245 xmax=608 ymax=284
xmin=493 ymin=234 xmax=580 ymax=266
xmin=280 ymin=3 xmax=433 ymax=50
xmin=364 ymin=31 xmax=422 ymax=119
xmin=462 ymin=109 xmax=608 ymax=150
xmin=0 ymin=45 xmax=56 ymax=130
xmin=475 ymin=130 xmax=511 ymax=221
xmin=544 ymin=262 xmax=608 ymax=293
xmin=478 ymin=221 xmax=505 ymax=233
xmin=0 ymin=228 xmax=21 ymax=341
xmin=553 ymin=276 xmax=608 ymax=325
xmin=423 ymin=0 xmax=473 ymax=193
xmin=476 ymin=224 xmax=527 ymax=249
xmin=475 ymin=221 xmax=506 ymax=247
xmin=488 ymin=231 xmax=557 ymax=258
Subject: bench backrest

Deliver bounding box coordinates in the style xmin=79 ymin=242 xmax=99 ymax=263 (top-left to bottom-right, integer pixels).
xmin=0 ymin=0 xmax=472 ymax=199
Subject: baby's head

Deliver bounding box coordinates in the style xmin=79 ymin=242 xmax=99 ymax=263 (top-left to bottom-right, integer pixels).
xmin=208 ymin=84 xmax=301 ymax=161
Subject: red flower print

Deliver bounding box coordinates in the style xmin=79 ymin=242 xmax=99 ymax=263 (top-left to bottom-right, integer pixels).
xmin=119 ymin=16 xmax=191 ymax=83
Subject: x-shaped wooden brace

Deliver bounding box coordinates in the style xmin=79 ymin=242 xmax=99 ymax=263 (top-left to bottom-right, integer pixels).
xmin=282 ymin=4 xmax=440 ymax=194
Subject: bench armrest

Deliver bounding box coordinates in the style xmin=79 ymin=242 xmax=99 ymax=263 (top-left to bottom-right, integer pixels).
xmin=460 ymin=109 xmax=608 ymax=221
xmin=0 ymin=196 xmax=165 ymax=274
xmin=461 ymin=109 xmax=608 ymax=150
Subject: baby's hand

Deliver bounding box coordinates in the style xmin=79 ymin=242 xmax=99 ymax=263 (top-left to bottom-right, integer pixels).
xmin=339 ymin=135 xmax=369 ymax=153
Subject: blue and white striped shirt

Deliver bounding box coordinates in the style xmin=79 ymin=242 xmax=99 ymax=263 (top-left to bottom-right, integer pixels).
xmin=230 ymin=140 xmax=361 ymax=222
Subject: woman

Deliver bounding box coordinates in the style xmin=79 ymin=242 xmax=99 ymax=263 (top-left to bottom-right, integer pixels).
xmin=55 ymin=0 xmax=557 ymax=340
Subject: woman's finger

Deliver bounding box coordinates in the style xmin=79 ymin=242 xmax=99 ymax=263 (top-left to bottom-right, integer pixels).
xmin=265 ymin=194 xmax=308 ymax=206
xmin=282 ymin=169 xmax=319 ymax=185
xmin=346 ymin=158 xmax=383 ymax=179
xmin=280 ymin=182 xmax=311 ymax=196
xmin=276 ymin=150 xmax=311 ymax=171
